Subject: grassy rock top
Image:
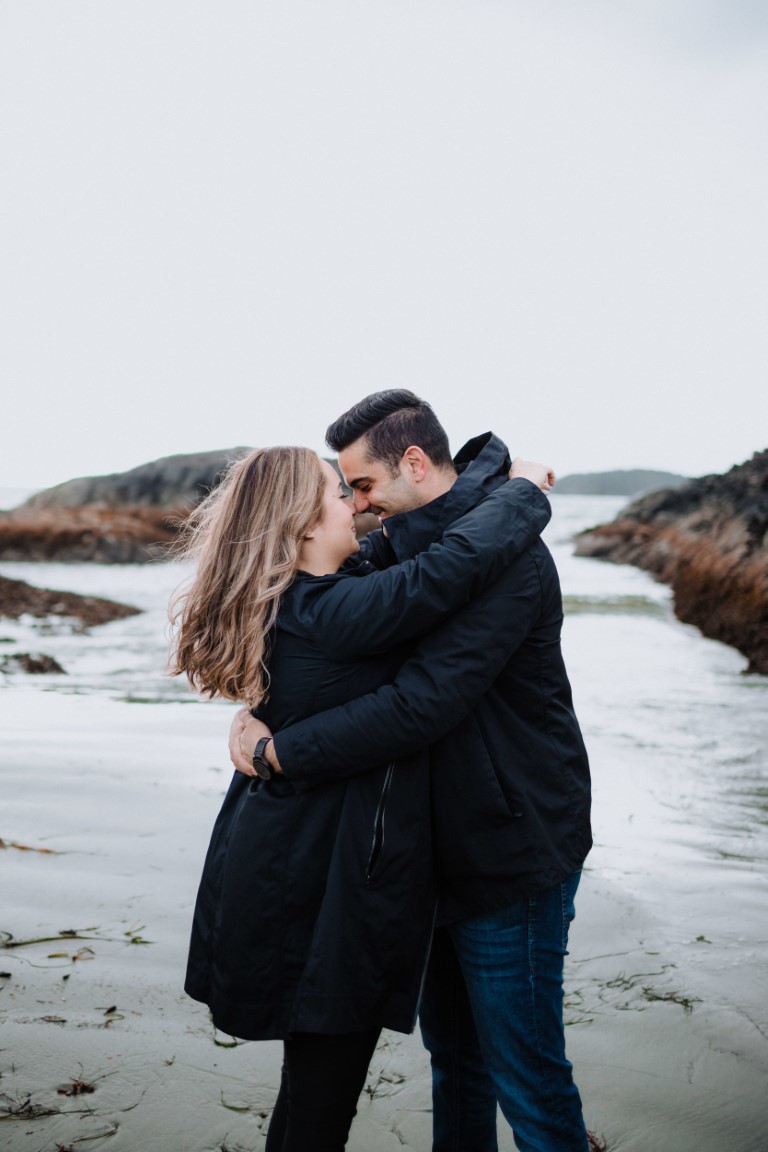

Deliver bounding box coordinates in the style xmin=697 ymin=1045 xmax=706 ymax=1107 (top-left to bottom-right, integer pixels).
xmin=20 ymin=448 xmax=251 ymax=510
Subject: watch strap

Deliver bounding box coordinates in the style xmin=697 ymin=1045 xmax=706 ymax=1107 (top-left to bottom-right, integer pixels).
xmin=252 ymin=736 xmax=275 ymax=780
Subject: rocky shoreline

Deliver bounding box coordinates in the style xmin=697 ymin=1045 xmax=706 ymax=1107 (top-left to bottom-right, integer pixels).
xmin=0 ymin=573 xmax=140 ymax=629
xmin=0 ymin=574 xmax=142 ymax=678
xmin=2 ymin=447 xmax=766 ymax=673
xmin=0 ymin=449 xmax=377 ymax=563
xmin=0 ymin=449 xmax=244 ymax=563
xmin=575 ymin=450 xmax=768 ymax=674
xmin=0 ymin=505 xmax=185 ymax=563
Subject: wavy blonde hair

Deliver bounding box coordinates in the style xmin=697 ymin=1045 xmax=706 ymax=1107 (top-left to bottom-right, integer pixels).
xmin=169 ymin=446 xmax=326 ymax=705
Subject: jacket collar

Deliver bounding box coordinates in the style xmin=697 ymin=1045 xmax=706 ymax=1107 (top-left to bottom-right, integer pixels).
xmin=383 ymin=432 xmax=512 ymax=561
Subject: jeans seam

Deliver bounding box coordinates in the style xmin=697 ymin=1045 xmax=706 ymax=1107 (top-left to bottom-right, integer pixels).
xmin=448 ymin=957 xmax=461 ymax=1152
xmin=561 ymin=877 xmax=568 ymax=952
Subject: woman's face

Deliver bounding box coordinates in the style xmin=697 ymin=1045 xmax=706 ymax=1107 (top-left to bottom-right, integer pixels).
xmin=314 ymin=459 xmax=360 ymax=567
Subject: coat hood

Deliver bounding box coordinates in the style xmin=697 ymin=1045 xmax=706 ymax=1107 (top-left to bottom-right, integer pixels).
xmin=384 ymin=431 xmax=512 ymax=562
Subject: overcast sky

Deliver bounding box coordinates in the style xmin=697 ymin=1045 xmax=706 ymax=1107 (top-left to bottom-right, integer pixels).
xmin=2 ymin=1 xmax=767 ymax=489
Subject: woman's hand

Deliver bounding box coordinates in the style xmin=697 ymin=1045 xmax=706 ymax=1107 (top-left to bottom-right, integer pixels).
xmin=510 ymin=458 xmax=556 ymax=492
xmin=228 ymin=708 xmax=276 ymax=776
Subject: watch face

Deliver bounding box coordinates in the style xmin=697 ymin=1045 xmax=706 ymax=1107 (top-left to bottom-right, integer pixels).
xmin=253 ymin=737 xmax=272 ymax=780
xmin=253 ymin=759 xmax=272 ymax=780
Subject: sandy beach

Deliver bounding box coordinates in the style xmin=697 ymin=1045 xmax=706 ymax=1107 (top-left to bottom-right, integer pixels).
xmin=2 ymin=503 xmax=767 ymax=1151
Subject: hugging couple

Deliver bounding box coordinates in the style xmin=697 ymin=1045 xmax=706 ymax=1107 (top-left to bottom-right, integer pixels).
xmin=171 ymin=389 xmax=593 ymax=1152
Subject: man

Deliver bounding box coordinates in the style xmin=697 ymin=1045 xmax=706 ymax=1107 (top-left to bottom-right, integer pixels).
xmin=230 ymin=390 xmax=592 ymax=1152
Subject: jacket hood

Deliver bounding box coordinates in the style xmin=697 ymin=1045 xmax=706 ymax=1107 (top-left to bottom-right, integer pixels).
xmin=384 ymin=431 xmax=512 ymax=561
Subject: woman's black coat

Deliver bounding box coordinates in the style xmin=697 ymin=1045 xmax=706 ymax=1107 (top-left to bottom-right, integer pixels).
xmin=184 ymin=480 xmax=550 ymax=1039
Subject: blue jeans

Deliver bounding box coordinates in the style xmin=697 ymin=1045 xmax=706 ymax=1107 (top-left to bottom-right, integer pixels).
xmin=419 ymin=872 xmax=588 ymax=1152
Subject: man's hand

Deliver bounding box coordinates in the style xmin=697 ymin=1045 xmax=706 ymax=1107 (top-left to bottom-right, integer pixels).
xmin=228 ymin=708 xmax=277 ymax=776
xmin=510 ymin=458 xmax=556 ymax=492
xmin=229 ymin=707 xmax=255 ymax=775
xmin=227 ymin=705 xmax=282 ymax=778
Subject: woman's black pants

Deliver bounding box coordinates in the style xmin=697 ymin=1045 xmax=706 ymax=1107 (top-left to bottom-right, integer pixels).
xmin=264 ymin=1028 xmax=381 ymax=1152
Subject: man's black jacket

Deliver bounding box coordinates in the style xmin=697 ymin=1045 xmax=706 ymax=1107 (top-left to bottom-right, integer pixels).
xmin=275 ymin=432 xmax=592 ymax=922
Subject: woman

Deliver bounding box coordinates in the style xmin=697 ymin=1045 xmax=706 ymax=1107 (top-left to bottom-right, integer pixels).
xmin=170 ymin=446 xmax=550 ymax=1151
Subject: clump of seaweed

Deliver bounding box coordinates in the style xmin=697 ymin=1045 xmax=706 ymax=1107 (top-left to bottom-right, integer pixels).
xmin=0 ymin=925 xmax=153 ymax=952
xmin=0 ymin=1091 xmax=59 ymax=1120
xmin=641 ymin=987 xmax=701 ymax=1014
xmin=0 ymin=837 xmax=63 ymax=853
xmin=57 ymin=1073 xmax=97 ymax=1098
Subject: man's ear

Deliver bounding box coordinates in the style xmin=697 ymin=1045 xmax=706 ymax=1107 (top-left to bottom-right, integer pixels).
xmin=402 ymin=445 xmax=429 ymax=483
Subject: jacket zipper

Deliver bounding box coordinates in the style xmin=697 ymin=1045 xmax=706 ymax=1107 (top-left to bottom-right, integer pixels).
xmin=365 ymin=762 xmax=394 ymax=884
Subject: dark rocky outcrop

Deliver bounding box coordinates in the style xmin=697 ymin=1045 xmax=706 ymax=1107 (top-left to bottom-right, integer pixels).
xmin=1 ymin=449 xmax=251 ymax=563
xmin=0 ymin=574 xmax=140 ymax=628
xmin=22 ymin=448 xmax=250 ymax=510
xmin=0 ymin=652 xmax=66 ymax=675
xmin=575 ymin=450 xmax=768 ymax=674
xmin=0 ymin=449 xmax=377 ymax=562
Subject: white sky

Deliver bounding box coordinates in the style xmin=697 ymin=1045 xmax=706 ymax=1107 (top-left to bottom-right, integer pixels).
xmin=2 ymin=1 xmax=767 ymax=488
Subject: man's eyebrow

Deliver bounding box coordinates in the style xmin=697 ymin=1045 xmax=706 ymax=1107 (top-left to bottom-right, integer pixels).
xmin=345 ymin=475 xmax=371 ymax=490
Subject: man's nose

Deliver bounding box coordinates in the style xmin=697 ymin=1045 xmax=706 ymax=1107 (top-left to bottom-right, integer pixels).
xmin=352 ymin=491 xmax=370 ymax=514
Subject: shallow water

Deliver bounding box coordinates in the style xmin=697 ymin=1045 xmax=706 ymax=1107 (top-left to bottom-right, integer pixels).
xmin=0 ymin=558 xmax=197 ymax=703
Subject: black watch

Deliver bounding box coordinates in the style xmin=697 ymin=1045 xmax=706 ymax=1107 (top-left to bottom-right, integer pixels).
xmin=252 ymin=736 xmax=276 ymax=781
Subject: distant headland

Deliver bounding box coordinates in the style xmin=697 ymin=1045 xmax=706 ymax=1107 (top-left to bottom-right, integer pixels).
xmin=555 ymin=469 xmax=689 ymax=497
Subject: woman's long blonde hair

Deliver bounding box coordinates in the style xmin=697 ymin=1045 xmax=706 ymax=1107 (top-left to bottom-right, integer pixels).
xmin=169 ymin=446 xmax=325 ymax=706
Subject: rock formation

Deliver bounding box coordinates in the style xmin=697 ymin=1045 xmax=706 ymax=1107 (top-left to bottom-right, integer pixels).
xmin=575 ymin=450 xmax=768 ymax=674
xmin=0 ymin=449 xmax=250 ymax=563
xmin=0 ymin=652 xmax=66 ymax=675
xmin=0 ymin=505 xmax=184 ymax=563
xmin=23 ymin=448 xmax=250 ymax=509
xmin=0 ymin=574 xmax=141 ymax=677
xmin=0 ymin=573 xmax=141 ymax=628
xmin=0 ymin=449 xmax=378 ymax=563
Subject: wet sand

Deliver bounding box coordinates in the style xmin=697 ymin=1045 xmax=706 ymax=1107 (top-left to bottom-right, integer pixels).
xmin=2 ymin=674 xmax=766 ymax=1152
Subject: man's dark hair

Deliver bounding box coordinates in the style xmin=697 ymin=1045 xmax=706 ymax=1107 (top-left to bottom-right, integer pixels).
xmin=325 ymin=390 xmax=454 ymax=474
